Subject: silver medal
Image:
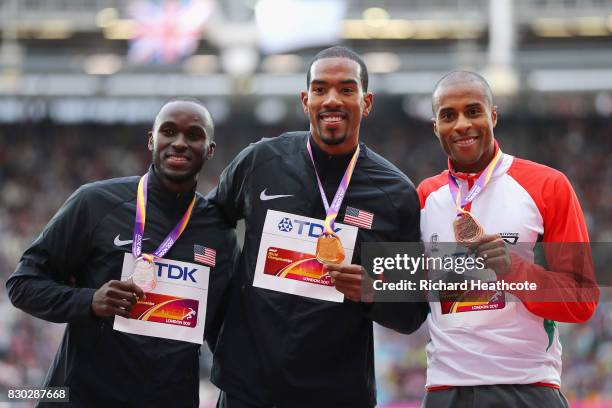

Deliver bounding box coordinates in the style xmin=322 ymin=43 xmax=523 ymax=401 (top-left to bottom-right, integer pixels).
xmin=131 ymin=257 xmax=157 ymax=292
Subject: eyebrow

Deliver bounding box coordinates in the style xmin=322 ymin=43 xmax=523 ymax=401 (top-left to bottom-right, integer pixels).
xmin=310 ymin=79 xmax=359 ymax=86
xmin=438 ymin=102 xmax=484 ymax=113
xmin=183 ymin=125 xmax=207 ymax=138
xmin=159 ymin=121 xmax=206 ymax=134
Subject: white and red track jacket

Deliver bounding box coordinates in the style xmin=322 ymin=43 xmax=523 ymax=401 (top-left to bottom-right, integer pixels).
xmin=418 ymin=148 xmax=598 ymax=389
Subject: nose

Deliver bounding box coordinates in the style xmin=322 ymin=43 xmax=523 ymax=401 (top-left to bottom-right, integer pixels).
xmin=453 ymin=113 xmax=472 ymax=134
xmin=171 ymin=133 xmax=188 ymax=150
xmin=322 ymin=88 xmax=342 ymax=109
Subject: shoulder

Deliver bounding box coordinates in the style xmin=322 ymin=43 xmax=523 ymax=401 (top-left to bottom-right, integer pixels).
xmin=358 ymin=146 xmax=420 ymax=217
xmin=506 ymin=157 xmax=587 ymax=241
xmin=360 ymin=146 xmax=416 ymax=189
xmin=506 ymin=157 xmax=575 ymax=202
xmin=194 ymin=194 xmax=233 ymax=228
xmin=192 ymin=194 xmax=238 ymax=242
xmin=417 ymin=171 xmax=449 ymax=209
xmin=249 ymin=131 xmax=307 ymax=156
xmin=69 ymin=176 xmax=140 ymax=205
xmin=506 ymin=157 xmax=583 ymax=234
xmin=507 ymin=157 xmax=568 ymax=185
xmin=227 ymin=131 xmax=308 ymax=169
xmin=44 ymin=176 xmax=140 ymax=231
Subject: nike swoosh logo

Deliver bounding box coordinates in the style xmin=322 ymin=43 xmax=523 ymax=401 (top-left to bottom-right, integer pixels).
xmin=260 ymin=189 xmax=293 ymax=201
xmin=114 ymin=235 xmax=149 ymax=247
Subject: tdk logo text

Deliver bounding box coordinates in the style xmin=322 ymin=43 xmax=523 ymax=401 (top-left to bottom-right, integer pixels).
xmin=155 ymin=262 xmax=197 ymax=283
xmin=277 ymin=218 xmax=341 ymax=238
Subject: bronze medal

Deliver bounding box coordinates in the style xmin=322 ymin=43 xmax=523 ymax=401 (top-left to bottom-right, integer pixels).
xmin=447 ymin=151 xmax=504 ymax=248
xmin=453 ymin=212 xmax=484 ymax=246
xmin=316 ymin=234 xmax=345 ymax=264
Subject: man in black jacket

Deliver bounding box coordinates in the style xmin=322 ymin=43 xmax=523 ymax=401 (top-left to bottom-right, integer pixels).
xmin=6 ymin=99 xmax=239 ymax=407
xmin=209 ymin=46 xmax=428 ymax=408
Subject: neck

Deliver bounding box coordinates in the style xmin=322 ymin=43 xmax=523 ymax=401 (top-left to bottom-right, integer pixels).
xmin=153 ymin=167 xmax=197 ymax=195
xmin=163 ymin=180 xmax=196 ymax=194
xmin=451 ymin=160 xmax=487 ymax=174
xmin=452 ymin=146 xmax=496 ymax=174
xmin=312 ymin=136 xmax=359 ymax=156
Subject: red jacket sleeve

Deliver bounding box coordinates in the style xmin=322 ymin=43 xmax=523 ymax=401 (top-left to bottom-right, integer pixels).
xmin=505 ymin=160 xmax=599 ymax=323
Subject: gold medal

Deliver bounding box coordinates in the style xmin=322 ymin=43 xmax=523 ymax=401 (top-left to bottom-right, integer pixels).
xmin=131 ymin=257 xmax=157 ymax=292
xmin=453 ymin=212 xmax=484 ymax=246
xmin=316 ymin=234 xmax=345 ymax=264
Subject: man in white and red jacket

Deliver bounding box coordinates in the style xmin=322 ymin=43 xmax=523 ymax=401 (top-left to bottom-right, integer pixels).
xmin=418 ymin=71 xmax=599 ymax=408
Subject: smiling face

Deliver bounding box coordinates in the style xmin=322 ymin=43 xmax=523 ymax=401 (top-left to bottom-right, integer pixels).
xmin=148 ymin=101 xmax=215 ymax=193
xmin=300 ymin=57 xmax=373 ymax=155
xmin=432 ymin=80 xmax=497 ymax=173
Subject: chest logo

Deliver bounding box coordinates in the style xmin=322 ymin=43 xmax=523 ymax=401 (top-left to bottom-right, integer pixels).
xmin=500 ymin=233 xmax=519 ymax=245
xmin=430 ymin=233 xmax=440 ymax=252
xmin=260 ymin=188 xmax=293 ymax=201
xmin=194 ymin=245 xmax=216 ymax=267
xmin=114 ymin=235 xmax=149 ymax=247
xmin=343 ymin=206 xmax=374 ymax=230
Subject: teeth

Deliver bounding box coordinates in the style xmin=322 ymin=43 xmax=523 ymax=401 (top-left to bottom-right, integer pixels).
xmin=322 ymin=116 xmax=343 ymax=123
xmin=456 ymin=138 xmax=476 ymax=146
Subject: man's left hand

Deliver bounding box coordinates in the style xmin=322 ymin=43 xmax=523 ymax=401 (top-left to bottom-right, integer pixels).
xmin=475 ymin=234 xmax=512 ymax=276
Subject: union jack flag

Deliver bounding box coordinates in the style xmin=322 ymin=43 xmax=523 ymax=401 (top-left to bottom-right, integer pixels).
xmin=194 ymin=244 xmax=216 ymax=267
xmin=343 ymin=206 xmax=374 ymax=229
xmin=128 ymin=0 xmax=214 ymax=64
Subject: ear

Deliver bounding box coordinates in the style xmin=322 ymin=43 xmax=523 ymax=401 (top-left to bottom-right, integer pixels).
xmin=491 ymin=105 xmax=498 ymax=128
xmin=147 ymin=130 xmax=153 ymax=151
xmin=300 ymin=90 xmax=309 ymax=113
xmin=432 ymin=118 xmax=439 ymax=137
xmin=362 ymin=92 xmax=374 ymax=117
xmin=206 ymin=141 xmax=216 ymax=160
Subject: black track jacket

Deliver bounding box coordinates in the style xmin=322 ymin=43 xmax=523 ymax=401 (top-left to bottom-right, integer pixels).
xmin=6 ymin=166 xmax=239 ymax=407
xmin=208 ymin=132 xmax=428 ymax=408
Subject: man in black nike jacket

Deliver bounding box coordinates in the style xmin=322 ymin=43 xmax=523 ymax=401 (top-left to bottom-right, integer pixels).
xmin=209 ymin=46 xmax=429 ymax=408
xmin=6 ymin=99 xmax=238 ymax=407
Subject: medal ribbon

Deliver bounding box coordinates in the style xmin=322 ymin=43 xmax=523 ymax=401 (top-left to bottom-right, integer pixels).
xmin=448 ymin=149 xmax=503 ymax=216
xmin=132 ymin=173 xmax=196 ymax=263
xmin=306 ymin=138 xmax=359 ymax=236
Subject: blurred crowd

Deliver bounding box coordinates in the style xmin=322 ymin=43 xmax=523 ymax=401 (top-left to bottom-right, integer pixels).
xmin=0 ymin=110 xmax=610 ymax=406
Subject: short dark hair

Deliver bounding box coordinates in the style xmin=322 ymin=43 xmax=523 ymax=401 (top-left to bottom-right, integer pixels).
xmin=432 ymin=71 xmax=494 ymax=113
xmin=306 ymin=46 xmax=369 ymax=92
xmin=154 ymin=97 xmax=214 ymax=140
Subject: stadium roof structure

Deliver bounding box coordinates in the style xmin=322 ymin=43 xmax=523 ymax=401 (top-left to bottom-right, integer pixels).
xmin=0 ymin=0 xmax=611 ymax=122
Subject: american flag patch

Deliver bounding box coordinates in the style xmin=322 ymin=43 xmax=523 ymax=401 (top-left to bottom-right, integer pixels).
xmin=194 ymin=245 xmax=216 ymax=267
xmin=343 ymin=206 xmax=374 ymax=229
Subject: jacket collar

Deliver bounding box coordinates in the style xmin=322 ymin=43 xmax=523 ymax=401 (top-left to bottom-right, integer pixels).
xmin=307 ymin=134 xmax=362 ymax=180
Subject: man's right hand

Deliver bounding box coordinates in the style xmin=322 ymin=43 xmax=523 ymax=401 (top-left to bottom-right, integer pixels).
xmin=91 ymin=279 xmax=145 ymax=318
